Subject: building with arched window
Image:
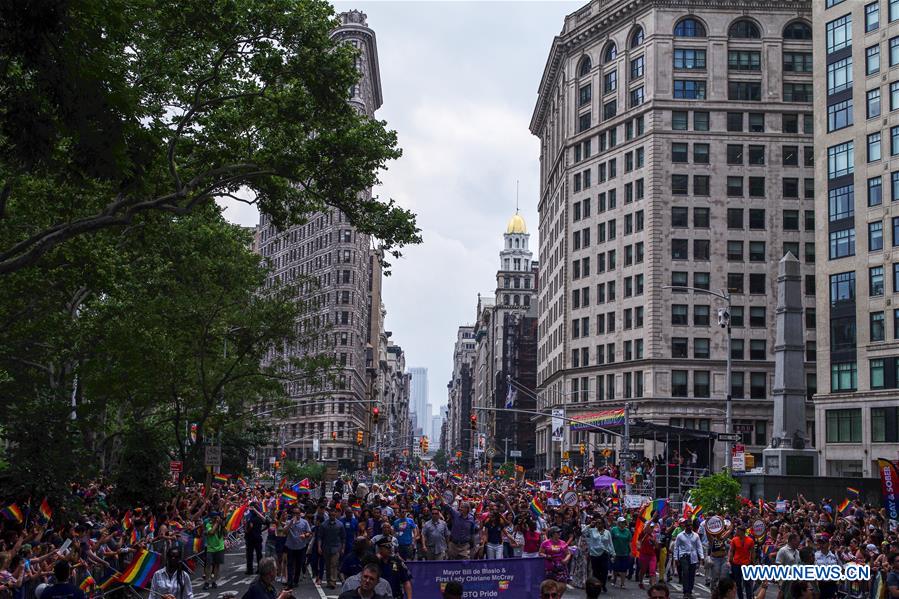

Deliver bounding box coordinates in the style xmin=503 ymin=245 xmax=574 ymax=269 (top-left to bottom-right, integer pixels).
xmin=530 ymin=0 xmax=815 ymax=472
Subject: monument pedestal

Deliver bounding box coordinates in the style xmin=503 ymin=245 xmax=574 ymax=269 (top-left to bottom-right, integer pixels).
xmin=762 ymin=446 xmax=818 ymax=476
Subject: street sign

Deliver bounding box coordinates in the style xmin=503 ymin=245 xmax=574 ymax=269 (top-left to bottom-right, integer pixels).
xmin=486 ymin=447 xmax=496 ymax=459
xmin=510 ymin=450 xmax=522 ymax=458
xmin=268 ymin=457 xmax=276 ymax=465
xmin=734 ymin=424 xmax=754 ymax=433
xmin=169 ymin=461 xmax=183 ymax=473
xmin=204 ymin=445 xmax=221 ymax=467
xmin=618 ymin=451 xmax=636 ymax=460
xmin=717 ymin=432 xmax=742 ymax=442
xmin=732 ymin=451 xmax=746 ymax=472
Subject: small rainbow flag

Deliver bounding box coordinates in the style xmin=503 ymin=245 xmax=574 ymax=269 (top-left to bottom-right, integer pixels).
xmin=39 ymin=498 xmax=53 ymax=522
xmin=297 ymin=478 xmax=311 ymax=490
xmin=847 ymin=487 xmax=860 ymax=499
xmin=1 ymin=504 xmax=24 ymax=524
xmin=451 ymin=473 xmax=463 ymax=484
xmin=147 ymin=516 xmax=156 ymax=536
xmin=277 ymin=478 xmax=287 ymax=492
xmin=610 ymin=482 xmax=619 ymax=496
xmin=188 ymin=535 xmax=204 ymax=554
xmin=121 ymin=510 xmax=133 ymax=531
xmin=529 ymin=498 xmax=544 ymax=519
xmin=79 ymin=575 xmax=96 ymax=591
xmin=237 ymin=476 xmax=247 ymax=487
xmin=837 ymin=498 xmax=851 ymax=514
xmin=99 ymin=574 xmax=119 ymax=592
xmin=350 ymin=501 xmax=362 ymax=510
xmin=129 ymin=527 xmax=139 ymax=545
xmin=213 ymin=473 xmax=230 ymax=484
xmin=691 ymin=505 xmax=703 ymax=520
xmin=119 ymin=549 xmax=162 ymax=588
xmin=281 ymin=489 xmax=298 ymax=503
xmin=225 ymin=505 xmax=247 ymax=532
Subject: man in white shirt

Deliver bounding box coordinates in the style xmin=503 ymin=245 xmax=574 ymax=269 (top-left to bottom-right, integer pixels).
xmin=673 ymin=520 xmax=704 ymax=599
xmin=150 ymin=548 xmax=193 ymax=599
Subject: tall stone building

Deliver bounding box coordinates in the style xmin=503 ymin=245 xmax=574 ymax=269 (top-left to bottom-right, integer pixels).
xmin=446 ymin=325 xmax=476 ymax=465
xmin=469 ymin=214 xmax=539 ymax=469
xmin=813 ymin=0 xmax=899 ymax=477
xmin=408 ymin=367 xmax=429 ymax=436
xmin=530 ymin=0 xmax=816 ymax=471
xmin=255 ymin=10 xmax=393 ymax=470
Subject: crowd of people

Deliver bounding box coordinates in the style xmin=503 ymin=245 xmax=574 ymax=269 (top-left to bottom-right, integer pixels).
xmin=0 ymin=468 xmax=898 ymax=599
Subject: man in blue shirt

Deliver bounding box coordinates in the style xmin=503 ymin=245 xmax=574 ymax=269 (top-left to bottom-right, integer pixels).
xmin=284 ymin=507 xmax=312 ymax=589
xmin=340 ymin=506 xmax=359 ymax=555
xmin=392 ymin=510 xmax=419 ymax=560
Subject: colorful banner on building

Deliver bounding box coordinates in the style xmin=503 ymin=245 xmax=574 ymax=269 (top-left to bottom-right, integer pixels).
xmin=407 ymin=557 xmax=544 ymax=599
xmin=569 ymin=409 xmax=626 ymax=431
xmin=877 ymin=458 xmax=899 ymax=521
xmin=551 ymin=409 xmax=565 ymax=441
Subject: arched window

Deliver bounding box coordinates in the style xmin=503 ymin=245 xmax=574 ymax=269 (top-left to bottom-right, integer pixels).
xmin=513 ymin=295 xmax=520 ymax=306
xmin=515 ymin=238 xmax=520 ymax=248
xmin=729 ymin=19 xmax=761 ymax=39
xmin=674 ymin=17 xmax=706 ymax=37
xmin=578 ymin=55 xmax=592 ymax=77
xmin=603 ymin=42 xmax=617 ymax=63
xmin=783 ymin=21 xmax=812 ymax=40
xmin=630 ymin=26 xmax=644 ymax=48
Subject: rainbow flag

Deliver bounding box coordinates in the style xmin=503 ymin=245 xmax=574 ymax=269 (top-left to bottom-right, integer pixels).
xmin=277 ymin=478 xmax=287 ymax=492
xmin=213 ymin=473 xmax=230 ymax=484
xmin=297 ymin=478 xmax=312 ymax=490
xmin=99 ymin=574 xmax=119 ymax=592
xmin=350 ymin=501 xmax=362 ymax=510
xmin=147 ymin=516 xmax=156 ymax=536
xmin=79 ymin=575 xmax=96 ymax=591
xmin=529 ymin=498 xmax=544 ymax=519
xmin=129 ymin=527 xmax=139 ymax=545
xmin=119 ymin=549 xmax=162 ymax=588
xmin=237 ymin=476 xmax=247 ymax=487
xmin=281 ymin=489 xmax=298 ymax=503
xmin=1 ymin=504 xmax=24 ymax=524
xmin=837 ymin=498 xmax=851 ymax=514
xmin=691 ymin=505 xmax=703 ymax=520
xmin=39 ymin=498 xmax=53 ymax=523
xmin=167 ymin=519 xmax=184 ymax=531
xmin=644 ymin=498 xmax=668 ymax=519
xmin=121 ymin=510 xmax=133 ymax=531
xmin=847 ymin=487 xmax=860 ymax=499
xmin=451 ymin=473 xmax=463 ymax=484
xmin=225 ymin=505 xmax=247 ymax=532
xmin=187 ymin=535 xmax=204 ymax=555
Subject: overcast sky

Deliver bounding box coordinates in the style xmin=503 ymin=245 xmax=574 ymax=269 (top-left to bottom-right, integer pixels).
xmin=219 ymin=0 xmax=580 ymax=415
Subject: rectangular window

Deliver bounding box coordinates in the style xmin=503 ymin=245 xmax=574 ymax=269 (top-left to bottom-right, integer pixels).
xmin=578 ymin=112 xmax=591 ymax=133
xmin=872 ymin=407 xmax=899 ymax=442
xmin=727 ymin=144 xmax=744 ymax=165
xmin=871 ymin=265 xmax=885 ymax=296
xmin=579 ymin=84 xmax=592 ymax=107
xmin=694 ymin=371 xmax=710 ymax=398
xmin=749 ymin=113 xmax=765 ymax=132
xmin=866 ymin=45 xmax=881 ymax=75
xmin=893 ymin=0 xmax=899 ymax=22
xmin=730 ymin=50 xmax=761 ymax=71
xmin=870 ymin=176 xmax=883 ymax=206
xmin=827 ymin=57 xmax=853 ymax=95
xmin=829 ymin=184 xmax=854 ymax=221
xmin=749 ymin=145 xmax=765 ymax=165
xmin=630 ymin=55 xmax=645 ymax=79
xmin=870 ymin=221 xmax=884 ymax=251
xmin=783 ymin=83 xmax=813 ymax=102
xmin=727 ymin=112 xmax=743 ymax=132
xmin=783 ymin=52 xmax=812 ymax=73
xmin=672 ymin=371 xmax=688 ymax=397
xmin=629 ymin=87 xmax=645 ymax=108
xmin=868 ymin=89 xmax=881 ymax=119
xmin=828 ymin=141 xmax=854 ymax=179
xmin=673 ymin=79 xmax=707 ymax=99
xmin=672 ymin=111 xmax=688 ymax=130
xmin=603 ymin=70 xmax=617 ymax=94
xmin=671 ymin=174 xmax=689 ymax=195
xmin=727 ymin=176 xmax=743 ymax=197
xmin=693 ymin=111 xmax=709 ymax=131
xmin=826 ymin=408 xmax=861 ymax=441
xmin=869 ymin=132 xmax=882 ymax=162
xmin=829 ymin=229 xmax=855 ymax=259
xmin=671 ymin=304 xmax=688 ymax=325
xmin=674 ymin=48 xmax=707 ymax=69
xmin=729 ymin=81 xmax=762 ymax=101
xmin=828 ymin=99 xmax=853 ymax=132
xmin=871 ymin=311 xmax=886 ymax=342
xmin=750 ymin=372 xmax=767 ymax=399
xmin=867 ymin=2 xmax=880 ymax=32
xmin=892 ymin=126 xmax=899 ymax=155
xmin=892 ymin=37 xmax=899 ymax=66
xmin=826 ymin=14 xmax=852 ymax=54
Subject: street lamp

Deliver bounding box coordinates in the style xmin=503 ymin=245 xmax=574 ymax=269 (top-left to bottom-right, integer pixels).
xmin=663 ymin=285 xmax=734 ymax=471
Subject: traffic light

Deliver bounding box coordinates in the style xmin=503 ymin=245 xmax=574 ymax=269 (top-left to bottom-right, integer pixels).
xmin=470 ymin=413 xmax=477 ymax=427
xmin=356 ymin=430 xmax=364 ymax=445
xmin=456 ymin=451 xmax=462 ymax=459
xmin=280 ymin=450 xmax=286 ymax=458
xmin=422 ymin=437 xmax=429 ymax=453
xmin=372 ymin=406 xmax=380 ymax=424
xmin=579 ymin=443 xmax=586 ymax=455
xmin=331 ymin=430 xmax=337 ymax=440
xmin=373 ymin=452 xmax=379 ymax=463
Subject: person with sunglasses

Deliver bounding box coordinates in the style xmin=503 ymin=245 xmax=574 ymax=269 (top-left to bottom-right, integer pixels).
xmin=539 ymin=579 xmax=560 ymax=599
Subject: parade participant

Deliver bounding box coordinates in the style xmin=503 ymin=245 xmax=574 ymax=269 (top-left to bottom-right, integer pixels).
xmin=707 ymin=519 xmax=729 ymax=589
xmin=39 ymin=562 xmax=84 ymax=599
xmin=341 ymin=539 xmax=370 ymax=579
xmin=539 ymin=527 xmax=572 ymax=589
xmin=371 ymin=523 xmax=399 ymax=555
xmin=202 ymin=512 xmax=225 ymax=590
xmin=392 ymin=510 xmax=418 ymax=561
xmin=421 ymin=508 xmax=449 ymax=561
xmin=728 ymin=521 xmax=754 ymax=599
xmin=673 ymin=519 xmax=703 ymax=599
xmin=340 ymin=556 xmax=393 ymax=598
xmin=539 ymin=579 xmax=560 ymax=599
xmin=523 ymin=519 xmax=543 ymax=559
xmin=318 ymin=507 xmax=346 ymax=589
xmin=637 ymin=519 xmax=660 ymax=589
xmin=375 ymin=538 xmax=412 ymax=599
xmin=337 ymin=563 xmax=386 ymax=599
xmin=273 ymin=510 xmax=289 ymax=583
xmin=611 ymin=516 xmax=633 ymax=590
xmin=482 ymin=509 xmax=507 ymax=560
xmin=583 ymin=514 xmax=613 ymax=592
xmin=284 ymin=507 xmax=312 ymax=589
xmin=447 ymin=502 xmax=477 ymax=560
xmin=245 ymin=502 xmax=267 ymax=575
xmin=711 ymin=578 xmax=737 ymax=599
xmin=241 ymin=557 xmax=293 ymax=599
xmin=887 ymin=552 xmax=899 ymax=599
xmin=341 ymin=506 xmax=360 ymax=557
xmin=150 ymin=547 xmax=193 ymax=599
xmin=648 ymin=582 xmax=671 ymax=599
xmin=813 ymin=535 xmax=839 ymax=599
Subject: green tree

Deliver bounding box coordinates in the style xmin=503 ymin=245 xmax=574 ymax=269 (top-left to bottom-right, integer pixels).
xmin=689 ymin=470 xmax=742 ymax=516
xmin=0 ymin=0 xmax=419 ymax=274
xmin=432 ymin=449 xmax=448 ymax=471
xmin=282 ymin=460 xmax=325 ymax=482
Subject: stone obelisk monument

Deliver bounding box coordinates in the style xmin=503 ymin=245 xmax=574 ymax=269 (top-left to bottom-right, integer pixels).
xmin=762 ymin=252 xmax=818 ymax=475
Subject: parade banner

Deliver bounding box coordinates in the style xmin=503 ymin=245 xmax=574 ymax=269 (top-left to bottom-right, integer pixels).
xmin=407 ymin=558 xmax=544 ymax=599
xmin=569 ymin=409 xmax=625 ymax=431
xmin=551 ymin=409 xmax=565 ymax=441
xmin=877 ymin=458 xmax=899 ymax=521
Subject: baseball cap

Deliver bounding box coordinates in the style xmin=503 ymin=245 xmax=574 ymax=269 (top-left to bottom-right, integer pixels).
xmin=617 ymin=517 xmax=626 ymax=523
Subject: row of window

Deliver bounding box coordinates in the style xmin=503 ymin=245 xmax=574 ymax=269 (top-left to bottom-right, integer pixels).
xmin=572 ymin=149 xmax=644 ymax=192
xmin=672 ymin=174 xmax=813 ymax=200
xmin=671 ymin=336 xmax=777 ymax=361
xmin=825 ymin=406 xmax=899 ymax=444
xmin=831 ymin=217 xmax=899 ymax=260
xmin=672 ymin=110 xmax=812 ymax=134
xmin=830 ymin=265 xmax=899 ymax=304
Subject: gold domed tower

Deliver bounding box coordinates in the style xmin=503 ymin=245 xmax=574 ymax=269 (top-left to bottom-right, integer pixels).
xmin=497 ymin=211 xmax=534 ymax=308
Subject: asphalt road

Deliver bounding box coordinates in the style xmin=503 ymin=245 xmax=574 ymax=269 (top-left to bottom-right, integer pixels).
xmin=188 ymin=544 xmax=730 ymax=599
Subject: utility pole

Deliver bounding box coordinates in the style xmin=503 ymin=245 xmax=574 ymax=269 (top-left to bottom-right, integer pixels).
xmin=623 ymin=402 xmax=631 ymax=495
xmin=502 ymin=437 xmax=511 ymax=463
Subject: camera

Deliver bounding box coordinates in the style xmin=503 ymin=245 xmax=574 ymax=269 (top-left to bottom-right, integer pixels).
xmin=717 ymin=308 xmax=730 ymax=328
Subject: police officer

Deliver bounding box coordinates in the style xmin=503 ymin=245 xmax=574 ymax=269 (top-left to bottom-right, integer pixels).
xmin=374 ymin=537 xmax=412 ymax=599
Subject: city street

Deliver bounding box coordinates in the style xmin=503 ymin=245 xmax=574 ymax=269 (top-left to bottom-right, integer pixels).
xmin=186 ymin=544 xmax=720 ymax=599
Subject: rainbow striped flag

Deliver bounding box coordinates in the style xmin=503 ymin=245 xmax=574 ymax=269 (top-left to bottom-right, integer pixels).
xmin=119 ymin=549 xmax=162 ymax=588
xmin=350 ymin=501 xmax=362 ymax=510
xmin=1 ymin=503 xmax=24 ymax=524
xmin=147 ymin=516 xmax=156 ymax=536
xmin=296 ymin=478 xmax=312 ymax=492
xmin=451 ymin=473 xmax=463 ymax=484
xmin=847 ymin=487 xmax=860 ymax=499
xmin=837 ymin=498 xmax=851 ymax=514
xmin=213 ymin=473 xmax=230 ymax=484
xmin=99 ymin=574 xmax=119 ymax=592
xmin=189 ymin=534 xmax=204 ymax=554
xmin=642 ymin=498 xmax=668 ymax=520
xmin=691 ymin=505 xmax=703 ymax=520
xmin=79 ymin=575 xmax=96 ymax=592
xmin=237 ymin=476 xmax=247 ymax=487
xmin=121 ymin=510 xmax=133 ymax=531
xmin=129 ymin=527 xmax=139 ymax=545
xmin=529 ymin=498 xmax=544 ymax=519
xmin=225 ymin=505 xmax=247 ymax=532
xmin=281 ymin=489 xmax=298 ymax=503
xmin=39 ymin=498 xmax=53 ymax=522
